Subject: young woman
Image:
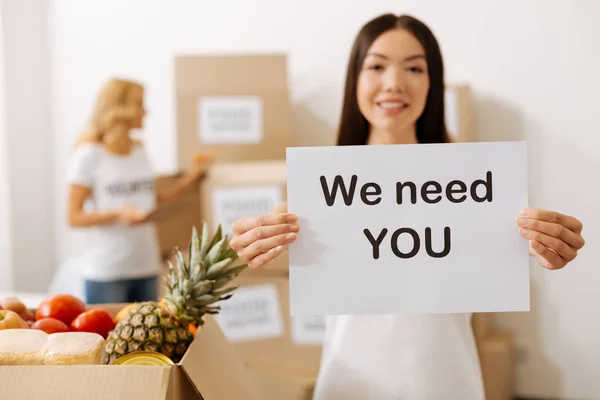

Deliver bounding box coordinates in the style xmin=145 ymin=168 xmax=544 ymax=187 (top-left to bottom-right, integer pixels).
xmin=229 ymin=14 xmax=586 ymax=399
xmin=66 ymin=78 xmax=210 ymax=304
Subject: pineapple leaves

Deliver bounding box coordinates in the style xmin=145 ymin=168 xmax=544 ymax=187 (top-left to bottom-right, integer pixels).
xmin=221 ymin=247 xmax=239 ymax=262
xmin=208 ymin=224 xmax=223 ymax=250
xmin=163 ymin=223 xmax=248 ymax=322
xmin=211 ymin=264 xmax=248 ymax=290
xmin=212 ymin=286 xmax=238 ymax=298
xmin=199 ymin=222 xmax=211 ymax=259
xmin=206 ymin=257 xmax=232 ymax=280
xmin=207 ymin=237 xmax=227 ymax=265
xmin=189 ymin=226 xmax=202 ymax=272
xmin=192 ymin=280 xmax=214 ymax=297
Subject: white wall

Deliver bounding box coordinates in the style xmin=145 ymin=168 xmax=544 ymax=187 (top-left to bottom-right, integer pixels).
xmin=2 ymin=0 xmax=54 ymax=292
xmin=48 ymin=0 xmax=599 ymax=398
xmin=0 ymin=2 xmax=14 ymax=291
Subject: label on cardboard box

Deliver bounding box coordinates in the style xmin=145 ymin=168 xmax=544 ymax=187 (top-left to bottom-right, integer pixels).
xmin=199 ymin=96 xmax=263 ymax=144
xmin=214 ymin=283 xmax=284 ymax=342
xmin=212 ymin=185 xmax=283 ymax=236
xmin=291 ymin=315 xmax=326 ymax=345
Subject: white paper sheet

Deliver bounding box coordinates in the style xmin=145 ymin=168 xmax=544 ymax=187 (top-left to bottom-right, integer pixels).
xmin=286 ymin=141 xmax=530 ymax=316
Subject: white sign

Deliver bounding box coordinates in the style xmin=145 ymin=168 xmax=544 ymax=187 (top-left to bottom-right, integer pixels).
xmin=213 ymin=284 xmax=284 ymax=342
xmin=291 ymin=315 xmax=326 ymax=345
xmin=286 ymin=142 xmax=530 ymax=316
xmin=212 ymin=185 xmax=283 ymax=236
xmin=199 ymin=96 xmax=263 ymax=144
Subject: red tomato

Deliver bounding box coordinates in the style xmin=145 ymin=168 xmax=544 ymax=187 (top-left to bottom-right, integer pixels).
xmin=31 ymin=317 xmax=70 ymax=334
xmin=35 ymin=294 xmax=86 ymax=325
xmin=70 ymin=309 xmax=116 ymax=339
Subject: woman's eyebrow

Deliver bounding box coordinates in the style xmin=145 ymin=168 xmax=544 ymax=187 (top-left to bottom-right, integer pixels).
xmin=365 ymin=52 xmax=426 ymax=61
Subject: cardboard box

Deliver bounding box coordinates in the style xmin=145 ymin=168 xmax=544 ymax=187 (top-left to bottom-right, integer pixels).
xmin=175 ymin=54 xmax=293 ymax=169
xmin=199 ymin=160 xmax=289 ymax=271
xmin=445 ymin=84 xmax=475 ymax=143
xmin=151 ymin=173 xmax=204 ymax=258
xmin=478 ymin=331 xmax=514 ymax=400
xmin=0 ymin=304 xmax=263 ymax=400
xmin=250 ymin=366 xmax=316 ymax=400
xmin=214 ymin=269 xmax=324 ymax=376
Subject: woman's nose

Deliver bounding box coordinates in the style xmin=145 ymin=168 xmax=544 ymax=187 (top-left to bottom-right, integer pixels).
xmin=383 ymin=69 xmax=405 ymax=93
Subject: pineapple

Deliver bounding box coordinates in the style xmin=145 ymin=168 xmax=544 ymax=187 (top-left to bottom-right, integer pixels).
xmin=102 ymin=222 xmax=247 ymax=364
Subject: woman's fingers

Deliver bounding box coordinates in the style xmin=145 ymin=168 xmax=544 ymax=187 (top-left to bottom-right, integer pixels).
xmin=237 ymin=232 xmax=297 ymax=265
xmin=518 ymin=216 xmax=584 ymax=249
xmin=520 ymin=228 xmax=577 ymax=262
xmin=247 ymin=245 xmax=289 ymax=269
xmin=520 ymin=208 xmax=584 ymax=235
xmin=231 ymin=213 xmax=298 ymax=236
xmin=531 ymin=240 xmax=567 ymax=270
xmin=517 ymin=208 xmax=585 ymax=270
xmin=230 ymin=223 xmax=300 ymax=251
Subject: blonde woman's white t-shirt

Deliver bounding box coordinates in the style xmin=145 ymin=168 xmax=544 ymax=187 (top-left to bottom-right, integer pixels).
xmin=312 ymin=313 xmax=486 ymax=400
xmin=66 ymin=142 xmax=162 ymax=281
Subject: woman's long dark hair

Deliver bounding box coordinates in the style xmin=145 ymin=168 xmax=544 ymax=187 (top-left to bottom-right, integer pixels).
xmin=336 ymin=14 xmax=450 ymax=146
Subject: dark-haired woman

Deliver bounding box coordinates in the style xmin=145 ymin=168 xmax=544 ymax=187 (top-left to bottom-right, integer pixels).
xmin=229 ymin=14 xmax=585 ymax=399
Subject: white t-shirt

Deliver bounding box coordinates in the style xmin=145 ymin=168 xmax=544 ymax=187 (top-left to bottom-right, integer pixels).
xmin=312 ymin=313 xmax=485 ymax=400
xmin=65 ymin=142 xmax=162 ymax=282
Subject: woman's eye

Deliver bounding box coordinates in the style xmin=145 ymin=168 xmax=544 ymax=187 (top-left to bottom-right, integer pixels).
xmin=408 ymin=66 xmax=424 ymax=73
xmin=368 ymin=64 xmax=383 ymax=71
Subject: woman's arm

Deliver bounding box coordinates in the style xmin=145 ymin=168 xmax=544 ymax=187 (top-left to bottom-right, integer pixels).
xmin=156 ymin=152 xmax=214 ymax=206
xmin=156 ymin=170 xmax=203 ymax=206
xmin=67 ymin=184 xmax=130 ymax=227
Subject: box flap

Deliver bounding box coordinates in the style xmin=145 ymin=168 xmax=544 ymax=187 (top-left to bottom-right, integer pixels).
xmin=180 ymin=315 xmax=263 ymax=400
xmin=0 ymin=365 xmax=170 ymax=400
xmin=167 ymin=366 xmax=203 ymax=400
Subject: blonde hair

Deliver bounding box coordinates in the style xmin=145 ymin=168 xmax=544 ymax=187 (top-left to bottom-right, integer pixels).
xmin=76 ymin=78 xmax=144 ymax=147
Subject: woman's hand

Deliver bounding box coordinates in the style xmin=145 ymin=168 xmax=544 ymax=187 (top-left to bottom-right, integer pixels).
xmin=119 ymin=205 xmax=145 ymax=225
xmin=518 ymin=208 xmax=585 ymax=270
xmin=188 ymin=151 xmax=215 ymax=181
xmin=156 ymin=151 xmax=215 ymax=206
xmin=230 ymin=213 xmax=300 ymax=268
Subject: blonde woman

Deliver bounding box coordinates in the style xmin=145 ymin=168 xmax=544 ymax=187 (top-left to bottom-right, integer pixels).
xmin=66 ymin=78 xmax=209 ymax=304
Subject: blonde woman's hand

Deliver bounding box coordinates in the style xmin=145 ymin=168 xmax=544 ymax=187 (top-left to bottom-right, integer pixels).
xmin=119 ymin=205 xmax=145 ymax=225
xmin=229 ymin=213 xmax=300 ymax=268
xmin=518 ymin=208 xmax=585 ymax=270
xmin=189 ymin=151 xmax=216 ymax=181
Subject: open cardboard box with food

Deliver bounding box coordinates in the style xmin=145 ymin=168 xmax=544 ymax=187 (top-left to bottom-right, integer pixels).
xmin=0 ymin=224 xmax=263 ymax=400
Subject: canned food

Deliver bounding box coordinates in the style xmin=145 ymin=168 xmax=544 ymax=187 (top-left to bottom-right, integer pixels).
xmin=113 ymin=351 xmax=174 ymax=366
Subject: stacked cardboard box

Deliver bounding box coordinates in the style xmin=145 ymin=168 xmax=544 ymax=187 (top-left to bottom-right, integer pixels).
xmin=150 ymin=53 xmax=294 ymax=260
xmin=195 ymin=154 xmax=321 ymax=399
xmin=174 ymin=53 xmax=293 ymax=169
xmin=445 ymin=83 xmax=476 ymax=143
xmin=152 ymin=173 xmax=204 ymax=258
xmin=171 ymin=53 xmax=316 ymax=399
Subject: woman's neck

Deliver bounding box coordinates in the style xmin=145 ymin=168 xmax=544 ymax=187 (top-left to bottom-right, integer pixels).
xmin=366 ymin=126 xmax=419 ymax=146
xmin=104 ymin=135 xmax=134 ymax=155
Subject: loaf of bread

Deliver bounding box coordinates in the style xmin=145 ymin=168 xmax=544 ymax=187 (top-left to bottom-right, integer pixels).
xmin=0 ymin=329 xmax=48 ymax=365
xmin=43 ymin=331 xmax=106 ymax=365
